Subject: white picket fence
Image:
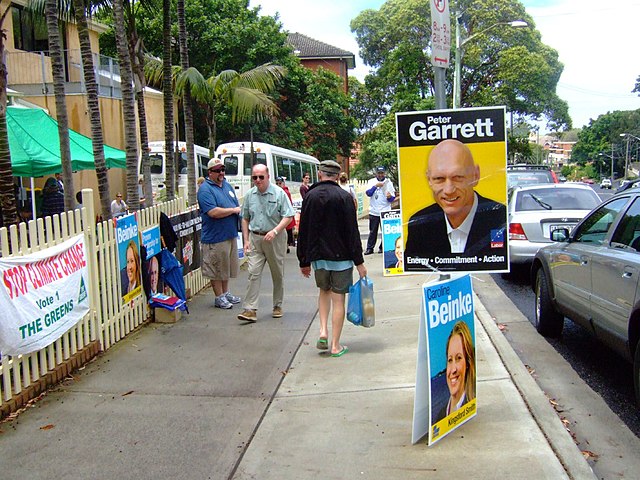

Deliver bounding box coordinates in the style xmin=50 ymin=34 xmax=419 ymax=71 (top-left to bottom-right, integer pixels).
xmin=0 ymin=188 xmax=208 ymax=410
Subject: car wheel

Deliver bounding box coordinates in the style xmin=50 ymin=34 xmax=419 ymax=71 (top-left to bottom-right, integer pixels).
xmin=634 ymin=339 xmax=640 ymax=407
xmin=534 ymin=268 xmax=564 ymax=337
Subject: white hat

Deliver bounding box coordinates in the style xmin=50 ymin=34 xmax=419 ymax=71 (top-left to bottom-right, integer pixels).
xmin=207 ymin=158 xmax=224 ymax=170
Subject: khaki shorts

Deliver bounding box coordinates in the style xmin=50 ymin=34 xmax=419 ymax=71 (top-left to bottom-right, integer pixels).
xmin=201 ymin=239 xmax=238 ymax=281
xmin=314 ymin=267 xmax=353 ymax=294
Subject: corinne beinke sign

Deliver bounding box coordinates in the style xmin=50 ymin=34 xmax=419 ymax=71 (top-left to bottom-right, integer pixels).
xmin=0 ymin=234 xmax=90 ymax=356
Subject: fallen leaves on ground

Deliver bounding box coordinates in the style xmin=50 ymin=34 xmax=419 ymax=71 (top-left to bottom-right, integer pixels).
xmin=39 ymin=424 xmax=55 ymax=430
xmin=582 ymin=450 xmax=599 ymax=460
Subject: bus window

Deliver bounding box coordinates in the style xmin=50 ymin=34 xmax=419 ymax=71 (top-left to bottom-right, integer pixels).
xmin=244 ymin=152 xmax=267 ymax=175
xmin=290 ymin=159 xmax=302 ymax=182
xmin=275 ymin=155 xmax=295 ymax=180
xmin=178 ymin=152 xmax=189 ymax=174
xmin=197 ymin=153 xmax=210 ymax=177
xmin=149 ymin=154 xmax=163 ymax=174
xmin=223 ymin=155 xmax=240 ymax=175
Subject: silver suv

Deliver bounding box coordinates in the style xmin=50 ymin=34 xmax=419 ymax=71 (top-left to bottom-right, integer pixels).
xmin=531 ymin=190 xmax=640 ymax=404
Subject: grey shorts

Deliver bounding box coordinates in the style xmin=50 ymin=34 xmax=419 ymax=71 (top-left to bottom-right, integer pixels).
xmin=201 ymin=239 xmax=239 ymax=281
xmin=314 ymin=267 xmax=353 ymax=294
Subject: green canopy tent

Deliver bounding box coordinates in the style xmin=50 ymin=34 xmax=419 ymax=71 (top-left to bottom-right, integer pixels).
xmin=6 ymin=106 xmax=126 ymax=218
xmin=7 ymin=106 xmax=126 ymax=176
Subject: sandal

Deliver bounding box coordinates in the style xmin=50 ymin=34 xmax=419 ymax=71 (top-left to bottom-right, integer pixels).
xmin=316 ymin=338 xmax=328 ymax=350
xmin=331 ymin=346 xmax=348 ymax=357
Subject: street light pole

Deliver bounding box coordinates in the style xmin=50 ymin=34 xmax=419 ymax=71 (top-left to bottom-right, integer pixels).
xmin=620 ymin=133 xmax=640 ymax=180
xmin=452 ymin=18 xmax=528 ymax=109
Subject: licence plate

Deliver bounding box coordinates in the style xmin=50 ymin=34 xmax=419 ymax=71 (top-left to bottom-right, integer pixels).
xmin=550 ymin=224 xmax=576 ymax=232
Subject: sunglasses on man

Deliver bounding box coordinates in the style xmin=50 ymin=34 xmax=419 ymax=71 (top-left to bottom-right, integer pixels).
xmin=209 ymin=167 xmax=225 ymax=173
xmin=252 ymin=175 xmax=265 ymax=180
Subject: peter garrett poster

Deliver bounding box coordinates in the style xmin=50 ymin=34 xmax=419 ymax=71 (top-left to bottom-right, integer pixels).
xmin=412 ymin=274 xmax=477 ymax=445
xmin=396 ymin=107 xmax=508 ymax=273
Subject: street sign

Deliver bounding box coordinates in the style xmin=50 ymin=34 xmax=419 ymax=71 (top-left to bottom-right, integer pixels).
xmin=430 ymin=0 xmax=451 ymax=68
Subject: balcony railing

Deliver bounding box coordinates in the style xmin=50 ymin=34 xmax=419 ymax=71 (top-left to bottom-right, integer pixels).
xmin=6 ymin=49 xmax=122 ymax=99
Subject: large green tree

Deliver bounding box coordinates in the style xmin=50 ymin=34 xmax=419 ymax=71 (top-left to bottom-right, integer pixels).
xmin=257 ymin=63 xmax=357 ymax=161
xmin=351 ymin=0 xmax=570 ymax=130
xmin=571 ymin=110 xmax=640 ymax=175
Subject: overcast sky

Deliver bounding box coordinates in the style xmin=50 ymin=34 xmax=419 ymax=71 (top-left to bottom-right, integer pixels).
xmin=249 ymin=0 xmax=640 ymax=131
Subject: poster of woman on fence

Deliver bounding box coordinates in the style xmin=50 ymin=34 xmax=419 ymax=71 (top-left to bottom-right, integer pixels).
xmin=115 ymin=213 xmax=142 ymax=304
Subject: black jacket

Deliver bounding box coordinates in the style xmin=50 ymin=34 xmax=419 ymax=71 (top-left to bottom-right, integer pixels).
xmin=297 ymin=181 xmax=364 ymax=268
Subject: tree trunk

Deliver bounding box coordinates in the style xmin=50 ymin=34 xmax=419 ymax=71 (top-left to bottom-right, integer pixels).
xmin=112 ymin=0 xmax=139 ymax=210
xmin=177 ymin=0 xmax=196 ymax=204
xmin=162 ymin=0 xmax=175 ymax=200
xmin=128 ymin=20 xmax=152 ymax=207
xmin=206 ymin=105 xmax=217 ymax=158
xmin=46 ymin=0 xmax=75 ymax=212
xmin=73 ymin=0 xmax=111 ymax=220
xmin=0 ymin=7 xmax=17 ymax=227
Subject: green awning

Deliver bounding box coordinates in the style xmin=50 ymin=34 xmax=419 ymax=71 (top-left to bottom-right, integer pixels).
xmin=7 ymin=106 xmax=126 ymax=177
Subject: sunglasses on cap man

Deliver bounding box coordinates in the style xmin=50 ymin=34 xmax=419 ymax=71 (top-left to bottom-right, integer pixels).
xmin=209 ymin=166 xmax=225 ymax=173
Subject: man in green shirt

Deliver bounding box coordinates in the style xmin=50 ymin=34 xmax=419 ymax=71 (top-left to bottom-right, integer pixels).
xmin=238 ymin=164 xmax=295 ymax=322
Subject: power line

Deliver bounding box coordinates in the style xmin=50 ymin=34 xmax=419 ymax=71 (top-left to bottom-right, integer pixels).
xmin=557 ymin=82 xmax=639 ymax=99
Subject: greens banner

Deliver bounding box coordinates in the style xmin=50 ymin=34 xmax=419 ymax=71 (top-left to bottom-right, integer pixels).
xmin=0 ymin=234 xmax=90 ymax=356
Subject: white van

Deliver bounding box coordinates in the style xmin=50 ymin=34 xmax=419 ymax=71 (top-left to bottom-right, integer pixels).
xmin=215 ymin=141 xmax=320 ymax=199
xmin=139 ymin=141 xmax=210 ymax=193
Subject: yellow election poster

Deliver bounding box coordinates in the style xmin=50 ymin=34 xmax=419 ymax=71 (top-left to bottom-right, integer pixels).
xmin=396 ymin=107 xmax=508 ymax=274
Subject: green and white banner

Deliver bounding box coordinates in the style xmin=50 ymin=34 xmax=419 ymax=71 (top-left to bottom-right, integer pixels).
xmin=0 ymin=234 xmax=90 ymax=356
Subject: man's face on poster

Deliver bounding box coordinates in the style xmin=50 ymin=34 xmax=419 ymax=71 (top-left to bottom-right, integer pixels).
xmin=149 ymin=257 xmax=159 ymax=292
xmin=427 ymin=140 xmax=480 ymax=229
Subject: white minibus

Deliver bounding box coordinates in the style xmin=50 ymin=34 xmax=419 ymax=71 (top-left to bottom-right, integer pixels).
xmin=139 ymin=141 xmax=210 ymax=193
xmin=215 ymin=141 xmax=320 ymax=199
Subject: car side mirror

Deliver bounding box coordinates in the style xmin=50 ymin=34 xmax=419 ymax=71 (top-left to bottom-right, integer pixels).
xmin=551 ymin=228 xmax=569 ymax=242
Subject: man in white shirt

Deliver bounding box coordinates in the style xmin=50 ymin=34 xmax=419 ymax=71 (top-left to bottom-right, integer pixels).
xmin=110 ymin=193 xmax=128 ymax=218
xmin=364 ymin=166 xmax=395 ymax=255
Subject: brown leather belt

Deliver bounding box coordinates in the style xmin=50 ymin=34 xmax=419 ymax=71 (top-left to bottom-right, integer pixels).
xmin=251 ymin=231 xmax=268 ymax=236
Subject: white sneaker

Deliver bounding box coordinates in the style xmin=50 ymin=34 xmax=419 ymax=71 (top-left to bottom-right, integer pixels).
xmin=214 ymin=295 xmax=232 ymax=309
xmin=225 ymin=292 xmax=241 ymax=304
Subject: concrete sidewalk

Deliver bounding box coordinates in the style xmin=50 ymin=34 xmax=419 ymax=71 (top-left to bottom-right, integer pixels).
xmin=231 ymin=257 xmax=595 ymax=480
xmin=0 ymin=220 xmax=595 ymax=479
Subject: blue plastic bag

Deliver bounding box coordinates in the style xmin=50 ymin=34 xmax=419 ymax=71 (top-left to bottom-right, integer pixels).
xmin=347 ymin=279 xmax=363 ymax=326
xmin=347 ymin=276 xmax=375 ymax=328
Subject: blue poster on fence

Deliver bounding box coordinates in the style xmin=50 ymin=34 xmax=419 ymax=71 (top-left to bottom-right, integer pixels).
xmin=115 ymin=213 xmax=142 ymax=304
xmin=381 ymin=210 xmax=404 ymax=276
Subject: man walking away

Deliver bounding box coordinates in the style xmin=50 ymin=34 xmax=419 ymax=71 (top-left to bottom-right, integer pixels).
xmin=197 ymin=158 xmax=242 ymax=309
xmin=364 ymin=166 xmax=395 ymax=255
xmin=297 ymin=160 xmax=367 ymax=357
xmin=238 ymin=165 xmax=295 ymax=322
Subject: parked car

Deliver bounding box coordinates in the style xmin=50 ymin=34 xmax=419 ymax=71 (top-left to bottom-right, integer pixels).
xmin=507 ymin=164 xmax=559 ymax=189
xmin=600 ymin=178 xmax=612 ymax=189
xmin=508 ymin=183 xmax=601 ymax=266
xmin=531 ymin=189 xmax=640 ymax=404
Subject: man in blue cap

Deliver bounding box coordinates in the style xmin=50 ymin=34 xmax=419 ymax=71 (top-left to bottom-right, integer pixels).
xmin=364 ymin=165 xmax=395 ymax=255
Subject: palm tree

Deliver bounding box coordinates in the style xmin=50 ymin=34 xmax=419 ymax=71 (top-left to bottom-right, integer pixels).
xmin=123 ymin=0 xmax=153 ymax=207
xmin=112 ymin=0 xmax=139 ymax=209
xmin=176 ymin=0 xmax=196 ymax=205
xmin=0 ymin=6 xmax=18 ymax=226
xmin=170 ymin=63 xmax=286 ymax=156
xmin=44 ymin=0 xmax=75 ymax=211
xmin=72 ymin=0 xmax=112 ymax=219
xmin=162 ymin=0 xmax=175 ymax=200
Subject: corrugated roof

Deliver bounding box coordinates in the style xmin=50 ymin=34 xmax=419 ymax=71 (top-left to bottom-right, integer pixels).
xmin=287 ymin=32 xmax=356 ymax=69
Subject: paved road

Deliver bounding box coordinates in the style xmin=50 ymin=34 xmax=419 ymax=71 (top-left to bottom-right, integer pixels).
xmin=474 ymin=273 xmax=640 ymax=480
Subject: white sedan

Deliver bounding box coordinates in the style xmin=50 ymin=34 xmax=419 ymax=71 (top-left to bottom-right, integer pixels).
xmin=507 ymin=183 xmax=602 ymax=266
